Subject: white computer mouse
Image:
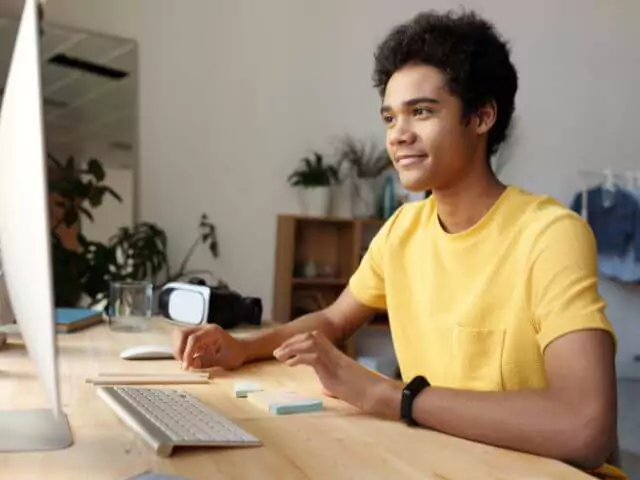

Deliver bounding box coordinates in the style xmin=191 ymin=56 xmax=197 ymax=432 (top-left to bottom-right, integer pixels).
xmin=120 ymin=344 xmax=175 ymax=360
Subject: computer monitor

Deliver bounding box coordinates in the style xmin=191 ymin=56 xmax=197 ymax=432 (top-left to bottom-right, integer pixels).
xmin=0 ymin=0 xmax=72 ymax=451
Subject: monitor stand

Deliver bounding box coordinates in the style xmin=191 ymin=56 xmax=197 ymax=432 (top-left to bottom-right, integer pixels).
xmin=0 ymin=326 xmax=72 ymax=452
xmin=0 ymin=410 xmax=72 ymax=451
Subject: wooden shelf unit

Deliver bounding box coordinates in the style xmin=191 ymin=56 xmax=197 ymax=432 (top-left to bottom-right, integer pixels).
xmin=272 ymin=214 xmax=385 ymax=323
xmin=291 ymin=277 xmax=349 ymax=286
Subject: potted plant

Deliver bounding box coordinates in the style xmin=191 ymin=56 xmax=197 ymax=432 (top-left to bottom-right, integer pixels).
xmin=48 ymin=154 xmax=123 ymax=306
xmin=287 ymin=152 xmax=339 ymax=216
xmin=334 ymin=136 xmax=392 ymax=218
xmin=48 ymin=154 xmax=226 ymax=308
xmin=108 ymin=214 xmax=225 ymax=289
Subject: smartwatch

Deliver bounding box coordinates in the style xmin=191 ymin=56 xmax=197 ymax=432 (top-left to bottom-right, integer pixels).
xmin=401 ymin=375 xmax=430 ymax=426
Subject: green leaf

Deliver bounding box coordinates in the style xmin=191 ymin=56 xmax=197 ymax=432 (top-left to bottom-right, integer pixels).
xmin=47 ymin=153 xmax=63 ymax=170
xmin=78 ymin=205 xmax=94 ymax=222
xmin=62 ymin=208 xmax=78 ymax=226
xmin=77 ymin=233 xmax=89 ymax=248
xmin=288 ymin=152 xmax=339 ymax=187
xmin=86 ymin=159 xmax=105 ymax=182
xmin=87 ymin=186 xmax=105 ymax=207
xmin=64 ymin=156 xmax=76 ymax=173
xmin=103 ymin=186 xmax=122 ymax=202
xmin=48 ymin=179 xmax=67 ymax=193
xmin=77 ymin=181 xmax=91 ymax=199
xmin=209 ymin=240 xmax=219 ymax=258
xmin=301 ymin=157 xmax=311 ymax=171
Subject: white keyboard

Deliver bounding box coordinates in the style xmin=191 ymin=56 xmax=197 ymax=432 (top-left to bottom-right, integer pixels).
xmin=97 ymin=386 xmax=261 ymax=457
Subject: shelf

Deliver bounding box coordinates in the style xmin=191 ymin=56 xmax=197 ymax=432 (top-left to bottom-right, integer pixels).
xmin=358 ymin=218 xmax=386 ymax=227
xmin=292 ymin=277 xmax=348 ymax=286
xmin=281 ymin=214 xmax=355 ymax=224
xmin=273 ymin=215 xmax=386 ymax=326
xmin=278 ymin=214 xmax=386 ymax=226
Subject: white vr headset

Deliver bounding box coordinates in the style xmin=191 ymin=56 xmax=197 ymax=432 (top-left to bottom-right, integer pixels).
xmin=158 ymin=282 xmax=211 ymax=326
xmin=158 ymin=280 xmax=263 ymax=329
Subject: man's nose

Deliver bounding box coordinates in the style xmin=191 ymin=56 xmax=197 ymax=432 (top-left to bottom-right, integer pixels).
xmin=388 ymin=119 xmax=416 ymax=146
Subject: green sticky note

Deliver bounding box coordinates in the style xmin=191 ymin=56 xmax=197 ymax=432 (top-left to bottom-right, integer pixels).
xmin=234 ymin=381 xmax=262 ymax=398
xmin=247 ymin=391 xmax=323 ymax=415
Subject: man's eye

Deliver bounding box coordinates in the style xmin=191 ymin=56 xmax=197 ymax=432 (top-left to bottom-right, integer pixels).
xmin=413 ymin=107 xmax=432 ymax=117
xmin=382 ymin=115 xmax=395 ymax=125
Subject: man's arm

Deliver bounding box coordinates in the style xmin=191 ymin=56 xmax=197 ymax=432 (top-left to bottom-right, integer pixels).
xmin=242 ymin=289 xmax=380 ymax=362
xmin=369 ymin=329 xmax=617 ymax=470
xmin=173 ymin=288 xmax=380 ymax=369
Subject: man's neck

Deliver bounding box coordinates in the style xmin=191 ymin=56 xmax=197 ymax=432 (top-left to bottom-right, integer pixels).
xmin=432 ymin=170 xmax=506 ymax=234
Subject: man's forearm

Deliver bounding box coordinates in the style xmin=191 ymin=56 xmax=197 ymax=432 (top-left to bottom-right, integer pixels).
xmin=369 ymin=382 xmax=613 ymax=469
xmin=242 ymin=310 xmax=341 ymax=363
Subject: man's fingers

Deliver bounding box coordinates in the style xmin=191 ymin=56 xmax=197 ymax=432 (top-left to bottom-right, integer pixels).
xmin=285 ymin=353 xmax=317 ymax=367
xmin=212 ymin=342 xmax=224 ymax=357
xmin=182 ymin=331 xmax=210 ymax=369
xmin=197 ymin=340 xmax=223 ymax=368
xmin=172 ymin=326 xmax=201 ymax=361
xmin=191 ymin=356 xmax=202 ymax=369
xmin=322 ymin=387 xmax=337 ymax=398
xmin=275 ymin=331 xmax=329 ymax=358
xmin=185 ymin=336 xmax=225 ymax=370
xmin=181 ymin=334 xmax=198 ymax=369
xmin=311 ymin=330 xmax=331 ymax=346
xmin=274 ymin=339 xmax=315 ymax=362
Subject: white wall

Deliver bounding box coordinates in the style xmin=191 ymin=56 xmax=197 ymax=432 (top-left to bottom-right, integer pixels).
xmin=46 ymin=0 xmax=640 ymax=377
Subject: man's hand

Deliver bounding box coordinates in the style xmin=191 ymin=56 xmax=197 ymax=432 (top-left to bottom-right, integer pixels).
xmin=273 ymin=330 xmax=396 ymax=413
xmin=172 ymin=324 xmax=247 ymax=370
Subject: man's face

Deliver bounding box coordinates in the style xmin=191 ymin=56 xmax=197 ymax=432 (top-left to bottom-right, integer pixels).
xmin=381 ymin=64 xmax=481 ymax=192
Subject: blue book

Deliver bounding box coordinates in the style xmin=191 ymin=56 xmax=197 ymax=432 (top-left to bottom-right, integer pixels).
xmin=55 ymin=308 xmax=103 ymax=333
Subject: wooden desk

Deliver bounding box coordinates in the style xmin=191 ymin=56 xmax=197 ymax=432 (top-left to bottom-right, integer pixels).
xmin=0 ymin=320 xmax=593 ymax=480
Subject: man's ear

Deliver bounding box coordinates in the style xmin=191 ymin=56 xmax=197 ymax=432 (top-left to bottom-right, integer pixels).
xmin=475 ymin=100 xmax=497 ymax=135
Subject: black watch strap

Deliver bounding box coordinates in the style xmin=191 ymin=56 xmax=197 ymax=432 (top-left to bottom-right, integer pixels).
xmin=401 ymin=375 xmax=430 ymax=426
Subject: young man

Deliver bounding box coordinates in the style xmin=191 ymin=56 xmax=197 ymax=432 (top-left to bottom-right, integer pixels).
xmin=173 ymin=10 xmax=624 ymax=478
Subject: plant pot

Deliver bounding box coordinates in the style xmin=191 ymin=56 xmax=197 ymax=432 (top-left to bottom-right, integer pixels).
xmin=351 ymin=178 xmax=378 ymax=218
xmin=298 ymin=186 xmax=331 ymax=217
xmin=331 ymin=182 xmax=352 ymax=218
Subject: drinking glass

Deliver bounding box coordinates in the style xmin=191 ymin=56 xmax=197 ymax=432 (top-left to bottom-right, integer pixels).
xmin=108 ymin=281 xmax=153 ymax=332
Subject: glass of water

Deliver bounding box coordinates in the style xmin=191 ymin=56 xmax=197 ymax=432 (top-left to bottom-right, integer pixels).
xmin=108 ymin=281 xmax=153 ymax=333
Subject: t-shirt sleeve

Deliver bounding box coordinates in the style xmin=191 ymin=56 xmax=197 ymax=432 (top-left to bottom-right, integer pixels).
xmin=348 ymin=208 xmax=403 ymax=310
xmin=530 ymin=213 xmax=616 ymax=352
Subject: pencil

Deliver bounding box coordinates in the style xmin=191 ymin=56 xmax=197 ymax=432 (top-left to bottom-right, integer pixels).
xmin=86 ymin=375 xmax=210 ymax=385
xmin=98 ymin=372 xmax=209 ymax=378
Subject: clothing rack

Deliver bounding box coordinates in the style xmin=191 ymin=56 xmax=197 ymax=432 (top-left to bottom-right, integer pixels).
xmin=578 ymin=169 xmax=640 ymax=189
xmin=578 ymin=168 xmax=639 ymax=175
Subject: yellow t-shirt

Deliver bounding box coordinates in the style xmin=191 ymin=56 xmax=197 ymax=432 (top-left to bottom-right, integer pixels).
xmin=349 ymin=185 xmax=616 ymax=391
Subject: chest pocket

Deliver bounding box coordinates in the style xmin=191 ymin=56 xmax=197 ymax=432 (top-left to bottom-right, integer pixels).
xmin=447 ymin=326 xmax=506 ymax=391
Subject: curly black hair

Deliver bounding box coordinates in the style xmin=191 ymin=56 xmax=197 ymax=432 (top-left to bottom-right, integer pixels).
xmin=373 ymin=10 xmax=518 ymax=158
